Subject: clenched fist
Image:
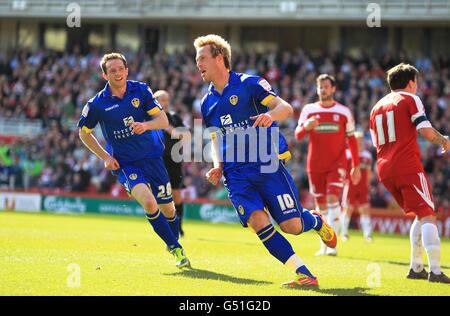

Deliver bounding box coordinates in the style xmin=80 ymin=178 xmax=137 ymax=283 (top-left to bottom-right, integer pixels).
xmin=104 ymin=156 xmax=120 ymax=170
xmin=129 ymin=122 xmax=147 ymax=135
xmin=304 ymin=117 xmax=319 ymax=131
xmin=206 ymin=167 xmax=223 ymax=186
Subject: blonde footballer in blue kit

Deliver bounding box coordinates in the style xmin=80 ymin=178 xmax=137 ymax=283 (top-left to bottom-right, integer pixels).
xmin=195 ymin=34 xmax=337 ymax=287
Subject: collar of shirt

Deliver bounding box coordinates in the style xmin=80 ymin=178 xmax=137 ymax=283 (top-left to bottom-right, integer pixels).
xmin=101 ymin=80 xmax=139 ymax=99
xmin=208 ymin=71 xmax=240 ymax=96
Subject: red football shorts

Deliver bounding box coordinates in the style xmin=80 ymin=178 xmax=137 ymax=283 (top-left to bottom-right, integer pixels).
xmin=348 ymin=180 xmax=370 ymax=208
xmin=308 ymin=168 xmax=347 ymax=205
xmin=381 ymin=172 xmax=435 ymax=218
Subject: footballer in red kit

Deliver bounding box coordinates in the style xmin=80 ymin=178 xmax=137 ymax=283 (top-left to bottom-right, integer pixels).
xmin=341 ymin=134 xmax=373 ymax=242
xmin=348 ymin=149 xmax=371 ymax=209
xmin=295 ymin=74 xmax=361 ymax=256
xmin=371 ymin=91 xmax=436 ymax=217
xmin=370 ymin=63 xmax=450 ymax=283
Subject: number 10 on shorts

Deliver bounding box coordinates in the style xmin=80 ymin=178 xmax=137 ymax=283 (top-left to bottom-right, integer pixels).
xmin=277 ymin=194 xmax=294 ymax=211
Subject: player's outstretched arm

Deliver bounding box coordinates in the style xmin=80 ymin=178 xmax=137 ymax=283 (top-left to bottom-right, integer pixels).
xmin=250 ymin=97 xmax=293 ymax=128
xmin=419 ymin=127 xmax=450 ymax=153
xmin=78 ymin=128 xmax=119 ymax=170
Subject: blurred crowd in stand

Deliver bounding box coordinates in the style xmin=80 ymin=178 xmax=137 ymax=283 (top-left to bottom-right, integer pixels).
xmin=0 ymin=48 xmax=448 ymax=213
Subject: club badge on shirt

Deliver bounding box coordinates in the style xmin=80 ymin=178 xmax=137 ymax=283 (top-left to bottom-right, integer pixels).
xmin=131 ymin=98 xmax=140 ymax=108
xmin=229 ymin=95 xmax=238 ymax=106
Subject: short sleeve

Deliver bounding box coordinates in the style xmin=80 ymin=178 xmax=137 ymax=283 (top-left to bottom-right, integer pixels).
xmin=369 ymin=126 xmax=377 ymax=148
xmin=78 ymin=100 xmax=99 ymax=133
xmin=345 ymin=109 xmax=356 ymax=136
xmin=245 ymin=76 xmax=277 ymax=106
xmin=142 ymin=84 xmax=162 ymax=116
xmin=406 ymin=94 xmax=432 ymax=130
xmin=298 ymin=105 xmax=310 ymax=126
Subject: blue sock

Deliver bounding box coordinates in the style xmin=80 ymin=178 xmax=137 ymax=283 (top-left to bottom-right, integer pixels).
xmin=302 ymin=208 xmax=322 ymax=232
xmin=166 ymin=214 xmax=180 ymax=240
xmin=296 ymin=265 xmax=316 ymax=279
xmin=146 ymin=210 xmax=181 ymax=251
xmin=257 ymin=224 xmax=295 ymax=264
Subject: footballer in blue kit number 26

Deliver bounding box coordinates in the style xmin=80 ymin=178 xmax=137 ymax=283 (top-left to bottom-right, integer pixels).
xmin=78 ymin=52 xmax=190 ymax=269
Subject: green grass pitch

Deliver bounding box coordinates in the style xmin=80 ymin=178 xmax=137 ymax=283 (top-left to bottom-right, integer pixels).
xmin=0 ymin=211 xmax=449 ymax=296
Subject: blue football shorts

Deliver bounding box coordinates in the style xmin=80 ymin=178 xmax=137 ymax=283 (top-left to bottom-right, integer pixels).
xmin=116 ymin=157 xmax=173 ymax=205
xmin=223 ymin=162 xmax=303 ymax=227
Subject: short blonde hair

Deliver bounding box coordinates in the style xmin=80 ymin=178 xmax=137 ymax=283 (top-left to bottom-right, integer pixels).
xmin=100 ymin=52 xmax=127 ymax=74
xmin=354 ymin=131 xmax=364 ymax=139
xmin=193 ymin=34 xmax=232 ymax=70
xmin=154 ymin=90 xmax=169 ymax=99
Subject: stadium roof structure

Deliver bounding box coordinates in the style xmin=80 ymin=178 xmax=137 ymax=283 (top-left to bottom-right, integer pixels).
xmin=1 ymin=0 xmax=450 ymax=21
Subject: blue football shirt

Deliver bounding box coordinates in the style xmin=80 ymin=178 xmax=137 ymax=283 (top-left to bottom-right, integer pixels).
xmin=201 ymin=71 xmax=291 ymax=172
xmin=78 ymin=80 xmax=165 ymax=164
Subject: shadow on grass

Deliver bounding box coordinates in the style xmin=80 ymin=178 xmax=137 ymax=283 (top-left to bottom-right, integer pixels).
xmin=340 ymin=256 xmax=450 ymax=270
xmin=164 ymin=268 xmax=272 ymax=285
xmin=194 ymin=238 xmax=257 ymax=247
xmin=384 ymin=260 xmax=450 ymax=270
xmin=284 ymin=286 xmax=378 ymax=296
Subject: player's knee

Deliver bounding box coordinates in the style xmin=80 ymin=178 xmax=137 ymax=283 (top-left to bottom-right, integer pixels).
xmin=248 ymin=210 xmax=271 ymax=232
xmin=280 ymin=219 xmax=302 ymax=235
xmin=164 ymin=208 xmax=176 ymax=218
xmin=359 ymin=207 xmax=369 ymax=216
xmin=142 ymin=198 xmax=158 ymax=214
xmin=159 ymin=203 xmax=176 ymax=218
xmin=346 ymin=207 xmax=354 ymax=216
xmin=283 ymin=226 xmax=302 ymax=235
xmin=327 ymin=194 xmax=339 ymax=204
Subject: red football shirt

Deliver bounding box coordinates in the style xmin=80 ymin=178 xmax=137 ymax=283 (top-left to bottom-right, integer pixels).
xmin=345 ymin=148 xmax=372 ymax=188
xmin=298 ymin=102 xmax=356 ymax=173
xmin=369 ymin=91 xmax=432 ymax=181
